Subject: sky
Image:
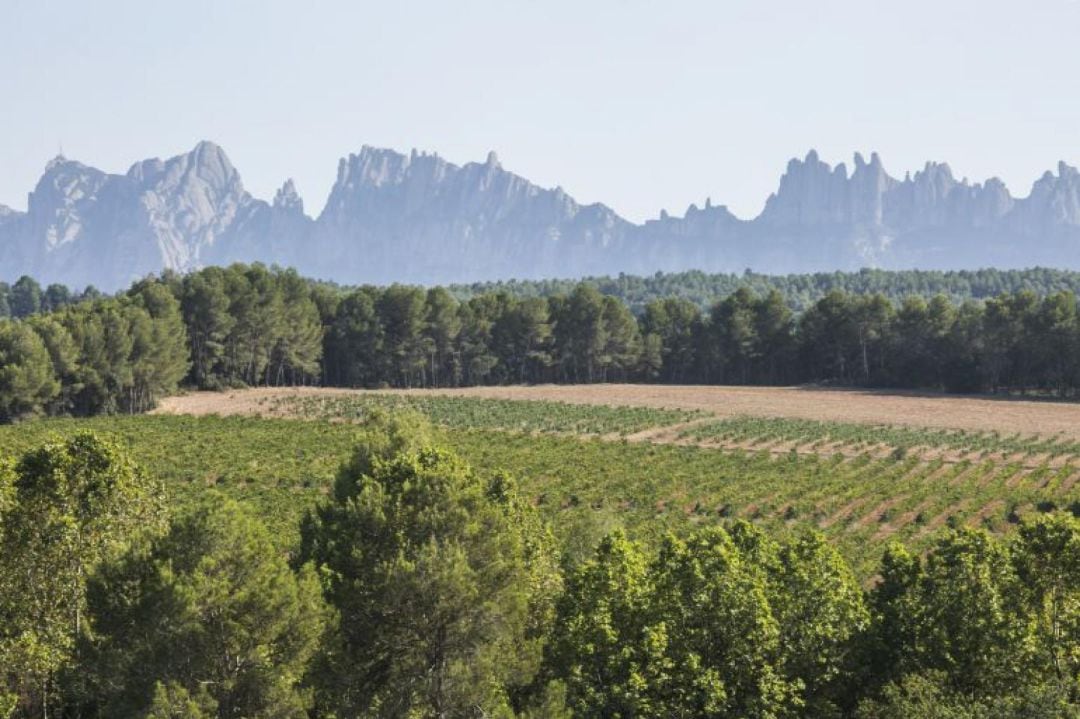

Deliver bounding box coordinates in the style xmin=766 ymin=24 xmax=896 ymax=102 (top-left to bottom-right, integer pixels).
xmin=2 ymin=0 xmax=1080 ymax=223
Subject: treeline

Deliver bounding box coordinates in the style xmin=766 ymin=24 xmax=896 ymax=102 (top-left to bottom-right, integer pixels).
xmin=8 ymin=263 xmax=1080 ymax=422
xmin=176 ymin=264 xmax=1080 ymax=394
xmin=0 ymin=280 xmax=188 ymax=420
xmin=0 ymin=276 xmax=100 ymax=319
xmin=450 ymin=266 xmax=1080 ymax=312
xmin=10 ymin=267 xmax=1080 ymax=319
xmin=1 ymin=421 xmax=1077 ymax=718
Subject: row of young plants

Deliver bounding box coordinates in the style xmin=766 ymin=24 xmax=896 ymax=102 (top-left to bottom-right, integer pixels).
xmin=1 ymin=414 xmax=1075 ymax=577
xmin=1 ymin=421 xmax=1077 ymax=717
xmin=679 ymin=415 xmax=1080 ymax=458
xmin=262 ymin=393 xmax=704 ymax=436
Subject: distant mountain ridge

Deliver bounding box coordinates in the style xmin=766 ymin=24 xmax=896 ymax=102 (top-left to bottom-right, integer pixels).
xmin=2 ymin=142 xmax=1079 ymax=290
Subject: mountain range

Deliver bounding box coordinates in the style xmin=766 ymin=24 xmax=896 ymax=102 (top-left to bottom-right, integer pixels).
xmin=2 ymin=142 xmax=1080 ymax=291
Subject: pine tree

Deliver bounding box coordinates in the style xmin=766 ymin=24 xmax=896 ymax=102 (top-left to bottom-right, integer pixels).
xmin=0 ymin=321 xmax=60 ymax=421
xmin=79 ymin=498 xmax=326 ymax=718
xmin=299 ymin=412 xmax=554 ymax=716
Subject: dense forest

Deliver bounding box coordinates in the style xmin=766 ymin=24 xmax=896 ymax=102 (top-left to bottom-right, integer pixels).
xmin=1 ymin=417 xmax=1076 ymax=718
xmin=0 ymin=277 xmax=100 ymax=319
xmin=449 ymin=266 xmax=1080 ymax=312
xmin=4 ymin=264 xmax=1080 ymax=420
xmin=7 ymin=267 xmax=1080 ymax=320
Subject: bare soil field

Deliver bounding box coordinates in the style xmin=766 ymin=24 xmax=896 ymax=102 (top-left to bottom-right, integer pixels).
xmin=155 ymin=384 xmax=1080 ymax=441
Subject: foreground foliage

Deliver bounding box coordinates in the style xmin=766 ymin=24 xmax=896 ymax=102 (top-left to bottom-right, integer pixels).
xmin=0 ymin=434 xmax=165 ymax=717
xmin=0 ymin=420 xmax=1077 ymax=717
xmin=78 ymin=498 xmax=327 ymax=717
xmin=299 ymin=412 xmax=561 ymax=716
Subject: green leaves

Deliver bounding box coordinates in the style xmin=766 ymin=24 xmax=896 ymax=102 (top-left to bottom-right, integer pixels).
xmin=299 ymin=413 xmax=558 ymax=717
xmin=0 ymin=320 xmax=60 ymax=421
xmin=865 ymin=518 xmax=1080 ymax=713
xmin=80 ymin=497 xmax=326 ymax=718
xmin=549 ymin=525 xmax=868 ymax=718
xmin=0 ymin=432 xmax=165 ymax=717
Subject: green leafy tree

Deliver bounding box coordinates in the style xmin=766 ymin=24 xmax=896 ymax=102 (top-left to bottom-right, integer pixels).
xmin=647 ymin=529 xmax=797 ymax=718
xmin=324 ymin=287 xmax=383 ymax=387
xmin=0 ymin=433 xmax=164 ymax=717
xmin=769 ymin=531 xmax=869 ymax=714
xmin=376 ymin=285 xmax=428 ymax=387
xmin=1012 ymin=513 xmax=1080 ymax=697
xmin=79 ymin=498 xmax=326 ymax=718
xmin=545 ymin=530 xmax=653 ymax=717
xmin=491 ymin=296 xmax=552 ymax=384
xmin=40 ymin=285 xmax=71 ymax=314
xmin=600 ymin=295 xmax=642 ymax=381
xmin=456 ymin=295 xmax=500 ymax=386
xmin=640 ymin=297 xmax=701 ymax=383
xmin=551 ymin=285 xmax=608 ymax=383
xmin=181 ymin=268 xmax=236 ymax=389
xmin=268 ymin=269 xmax=323 ymax=386
xmin=708 ymin=287 xmax=759 ymax=384
xmin=866 ymin=527 xmax=1042 ymax=709
xmin=26 ymin=315 xmax=81 ymax=416
xmin=0 ymin=321 xmax=60 ymax=421
xmin=0 ymin=283 xmax=11 ymax=319
xmin=423 ymin=287 xmax=462 ymax=387
xmin=549 ymin=527 xmax=799 ymax=718
xmin=752 ymin=289 xmax=795 ymax=384
xmin=9 ymin=277 xmax=42 ymax=319
xmin=299 ymin=413 xmax=554 ymax=717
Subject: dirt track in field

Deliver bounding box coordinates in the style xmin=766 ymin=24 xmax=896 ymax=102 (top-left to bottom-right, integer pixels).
xmin=154 ymin=384 xmax=1080 ymax=441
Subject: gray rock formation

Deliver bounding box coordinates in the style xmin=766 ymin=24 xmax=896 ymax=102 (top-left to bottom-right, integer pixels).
xmin=1 ymin=142 xmax=1079 ymax=290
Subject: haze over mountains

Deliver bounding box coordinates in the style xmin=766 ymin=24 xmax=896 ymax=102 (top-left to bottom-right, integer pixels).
xmin=2 ymin=141 xmax=1080 ymax=291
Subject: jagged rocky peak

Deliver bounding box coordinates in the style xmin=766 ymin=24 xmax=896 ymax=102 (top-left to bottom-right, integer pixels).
xmin=127 ymin=140 xmax=243 ymax=196
xmin=273 ymin=179 xmax=304 ymax=213
xmin=27 ymin=155 xmax=110 ymax=223
xmin=1017 ymin=160 xmax=1080 ymax=226
xmin=910 ymin=161 xmax=955 ymax=185
xmin=850 ymin=151 xmax=891 ymax=182
xmin=5 ymin=142 xmax=1080 ymax=292
xmin=760 ymin=149 xmax=854 ymax=226
xmin=335 ymin=145 xmax=434 ymax=189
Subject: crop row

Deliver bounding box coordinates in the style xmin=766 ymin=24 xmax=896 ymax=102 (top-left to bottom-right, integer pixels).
xmin=679 ymin=415 xmax=1080 ymax=459
xmin=2 ymin=414 xmax=1075 ymax=577
xmin=261 ymin=393 xmax=704 ymax=436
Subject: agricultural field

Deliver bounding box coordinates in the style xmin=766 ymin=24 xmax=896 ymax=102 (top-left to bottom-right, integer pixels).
xmin=678 ymin=416 xmax=1080 ymax=462
xmin=157 ymin=383 xmax=1080 ymax=439
xmin=10 ymin=384 xmax=1080 ymax=578
xmin=252 ymin=391 xmax=705 ymax=436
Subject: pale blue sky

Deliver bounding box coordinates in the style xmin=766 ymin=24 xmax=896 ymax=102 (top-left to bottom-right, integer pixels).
xmin=3 ymin=0 xmax=1080 ymax=222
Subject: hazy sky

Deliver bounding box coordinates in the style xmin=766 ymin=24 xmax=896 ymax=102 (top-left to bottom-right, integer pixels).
xmin=3 ymin=0 xmax=1080 ymax=222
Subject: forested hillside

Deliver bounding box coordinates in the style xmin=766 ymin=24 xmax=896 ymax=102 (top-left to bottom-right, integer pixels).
xmin=6 ymin=264 xmax=1080 ymax=421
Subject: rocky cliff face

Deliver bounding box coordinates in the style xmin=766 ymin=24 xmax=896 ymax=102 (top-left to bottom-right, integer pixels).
xmin=304 ymin=147 xmax=635 ymax=283
xmin=0 ymin=142 xmax=272 ymax=289
xmin=1 ymin=142 xmax=1079 ymax=290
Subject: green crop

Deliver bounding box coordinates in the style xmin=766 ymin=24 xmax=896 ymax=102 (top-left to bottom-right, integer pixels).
xmin=261 ymin=393 xmax=704 ymax=436
xmin=2 ymin=413 xmax=1075 ymax=578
